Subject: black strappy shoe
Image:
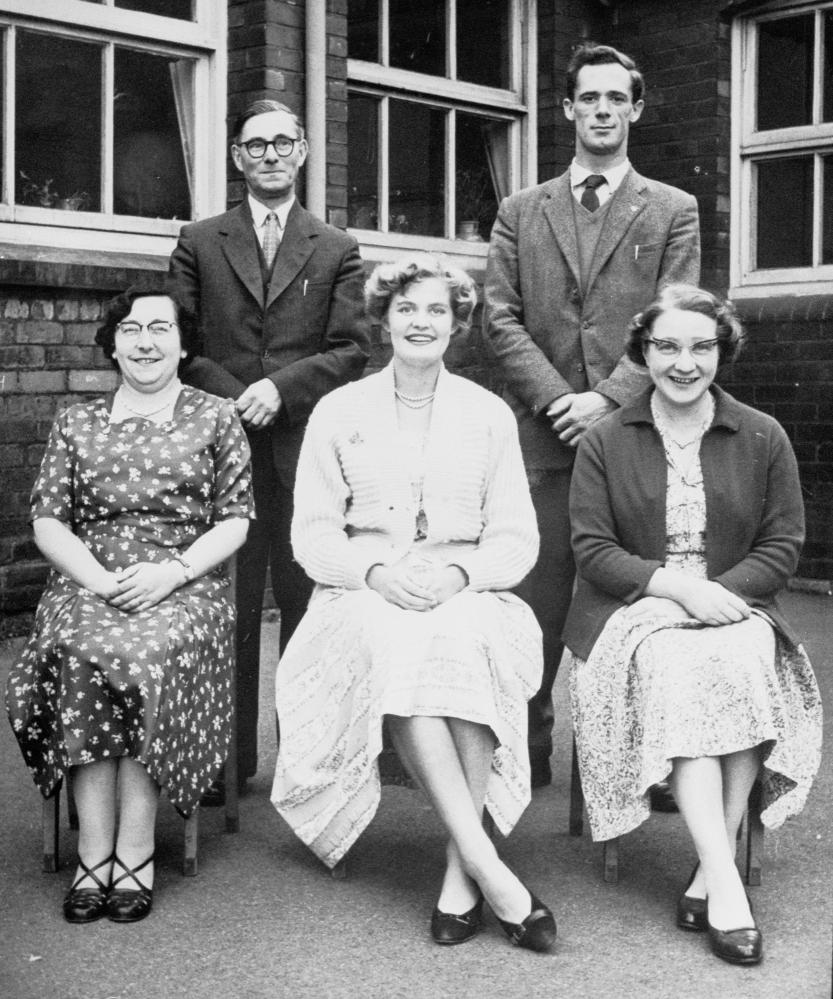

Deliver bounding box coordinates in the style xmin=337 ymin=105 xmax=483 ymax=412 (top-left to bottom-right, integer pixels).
xmin=63 ymin=854 xmax=113 ymax=924
xmin=106 ymin=854 xmax=154 ymax=923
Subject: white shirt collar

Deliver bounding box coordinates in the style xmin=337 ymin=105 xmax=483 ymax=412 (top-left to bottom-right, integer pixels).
xmin=247 ymin=193 xmax=294 ymax=232
xmin=569 ymin=159 xmax=631 ymax=196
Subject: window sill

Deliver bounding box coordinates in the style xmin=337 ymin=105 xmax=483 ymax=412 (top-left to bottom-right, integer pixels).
xmin=0 ymin=240 xmax=169 ymax=291
xmin=350 ymin=228 xmax=490 ymax=274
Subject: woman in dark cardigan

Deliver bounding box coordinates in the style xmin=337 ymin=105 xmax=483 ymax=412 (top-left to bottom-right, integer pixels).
xmin=563 ymin=285 xmax=821 ymax=967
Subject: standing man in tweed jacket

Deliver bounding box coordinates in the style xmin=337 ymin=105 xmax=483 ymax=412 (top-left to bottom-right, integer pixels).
xmin=485 ymin=43 xmax=700 ymax=788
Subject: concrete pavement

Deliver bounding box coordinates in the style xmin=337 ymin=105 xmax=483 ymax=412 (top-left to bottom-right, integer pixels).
xmin=1 ymin=591 xmax=830 ymax=999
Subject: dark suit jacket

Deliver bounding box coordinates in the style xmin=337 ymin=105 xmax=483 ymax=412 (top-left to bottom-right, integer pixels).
xmin=485 ymin=167 xmax=700 ymax=469
xmin=168 ymin=200 xmax=370 ymax=478
xmin=562 ymin=387 xmax=805 ymax=659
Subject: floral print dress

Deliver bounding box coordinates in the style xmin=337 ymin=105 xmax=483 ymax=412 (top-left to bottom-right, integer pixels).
xmin=5 ymin=387 xmax=254 ymax=817
xmin=569 ymin=415 xmax=823 ymax=843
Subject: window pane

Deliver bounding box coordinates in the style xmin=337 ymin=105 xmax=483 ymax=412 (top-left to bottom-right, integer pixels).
xmin=756 ymin=157 xmax=813 ymax=268
xmin=824 ymin=12 xmax=833 ymax=121
xmin=348 ymin=0 xmax=379 ymax=62
xmin=457 ymin=0 xmax=509 ymax=88
xmin=116 ymin=0 xmax=193 ymax=19
xmin=390 ymin=0 xmax=445 ymax=76
xmin=823 ymin=156 xmax=833 ymax=264
xmin=114 ymin=48 xmax=193 ymax=220
xmin=757 ymin=14 xmax=813 ymax=130
xmin=347 ymin=94 xmax=379 ymax=228
xmin=16 ymin=31 xmax=101 ymax=211
xmin=389 ymin=100 xmax=444 ymax=236
xmin=455 ymin=112 xmax=503 ymax=241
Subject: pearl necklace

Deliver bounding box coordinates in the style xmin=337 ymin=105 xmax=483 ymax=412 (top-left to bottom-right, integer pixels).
xmin=395 ymin=388 xmax=435 ymax=410
xmin=115 ymin=383 xmax=180 ymax=420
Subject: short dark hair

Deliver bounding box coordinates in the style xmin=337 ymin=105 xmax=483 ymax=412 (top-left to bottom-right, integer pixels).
xmin=566 ymin=42 xmax=644 ymax=103
xmin=625 ymin=284 xmax=745 ymax=367
xmin=365 ymin=254 xmax=477 ymax=332
xmin=96 ymin=288 xmax=199 ymax=370
xmin=231 ymin=100 xmax=305 ymax=144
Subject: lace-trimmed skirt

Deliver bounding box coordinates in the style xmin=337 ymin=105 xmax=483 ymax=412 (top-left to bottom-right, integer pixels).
xmin=271 ymin=586 xmax=543 ymax=868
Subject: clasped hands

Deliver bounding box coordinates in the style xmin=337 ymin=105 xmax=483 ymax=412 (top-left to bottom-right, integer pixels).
xmin=236 ymin=378 xmax=281 ymax=428
xmin=546 ymin=391 xmax=616 ymax=447
xmin=96 ymin=561 xmax=186 ymax=614
xmin=628 ymin=579 xmax=751 ymax=628
xmin=367 ymin=558 xmax=468 ymax=611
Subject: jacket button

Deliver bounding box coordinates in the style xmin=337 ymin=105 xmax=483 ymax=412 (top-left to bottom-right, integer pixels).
xmin=576 ymin=363 xmax=585 ymax=372
xmin=262 ymin=350 xmax=270 ymax=359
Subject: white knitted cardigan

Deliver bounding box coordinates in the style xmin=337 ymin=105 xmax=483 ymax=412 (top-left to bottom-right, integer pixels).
xmin=290 ymin=362 xmax=539 ymax=592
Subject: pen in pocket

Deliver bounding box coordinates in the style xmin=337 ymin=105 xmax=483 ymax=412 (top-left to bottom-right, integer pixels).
xmin=303 ymin=279 xmax=308 ymax=296
xmin=634 ymin=245 xmax=640 ymax=261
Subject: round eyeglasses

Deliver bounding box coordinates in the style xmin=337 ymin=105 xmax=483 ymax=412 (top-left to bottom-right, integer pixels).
xmin=237 ymin=135 xmax=299 ymax=159
xmin=644 ymin=337 xmax=719 ymax=358
xmin=116 ymin=320 xmax=179 ymax=339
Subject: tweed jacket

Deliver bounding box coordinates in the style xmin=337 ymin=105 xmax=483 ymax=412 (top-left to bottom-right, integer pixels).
xmin=485 ymin=167 xmax=700 ymax=469
xmin=562 ymin=386 xmax=805 ymax=659
xmin=168 ymin=199 xmax=370 ymax=475
xmin=290 ymin=363 xmax=539 ymax=593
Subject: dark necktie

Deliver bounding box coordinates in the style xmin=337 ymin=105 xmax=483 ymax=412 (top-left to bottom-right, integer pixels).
xmin=580 ymin=174 xmax=607 ymax=212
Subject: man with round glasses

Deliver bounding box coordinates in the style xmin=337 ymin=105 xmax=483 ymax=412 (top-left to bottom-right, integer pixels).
xmin=168 ymin=99 xmax=370 ymax=802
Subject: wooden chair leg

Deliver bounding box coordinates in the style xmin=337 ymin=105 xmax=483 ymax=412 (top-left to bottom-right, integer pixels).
xmin=603 ymin=838 xmax=620 ymax=884
xmin=66 ymin=769 xmax=79 ymax=830
xmin=744 ymin=780 xmax=764 ymax=887
xmin=43 ymin=785 xmax=61 ymax=873
xmin=183 ymin=810 xmax=199 ymax=876
xmin=569 ymin=735 xmax=584 ymax=837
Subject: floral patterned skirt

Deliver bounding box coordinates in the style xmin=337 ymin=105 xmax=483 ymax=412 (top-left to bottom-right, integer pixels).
xmin=570 ymin=609 xmax=823 ymax=842
xmin=271 ymin=586 xmax=543 ymax=868
xmin=6 ymin=569 xmax=235 ymax=818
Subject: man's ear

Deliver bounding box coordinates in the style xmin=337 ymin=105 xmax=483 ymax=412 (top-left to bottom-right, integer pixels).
xmin=629 ymin=100 xmax=645 ymax=123
xmin=562 ymin=97 xmax=575 ymax=122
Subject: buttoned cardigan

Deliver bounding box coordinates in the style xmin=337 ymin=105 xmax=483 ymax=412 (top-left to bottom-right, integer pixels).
xmin=562 ymin=386 xmax=805 ymax=660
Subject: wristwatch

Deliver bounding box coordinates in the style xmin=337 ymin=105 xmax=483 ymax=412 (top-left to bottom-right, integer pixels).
xmin=170 ymin=553 xmax=195 ymax=583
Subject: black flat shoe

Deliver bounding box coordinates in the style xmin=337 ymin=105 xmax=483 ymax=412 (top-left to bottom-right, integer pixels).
xmin=431 ymin=895 xmax=483 ymax=945
xmin=676 ymin=865 xmax=707 ymax=932
xmin=649 ymin=781 xmax=679 ymax=813
xmin=107 ymin=854 xmax=154 ymax=923
xmin=63 ymin=854 xmax=113 ymax=924
xmin=496 ymin=889 xmax=557 ymax=952
xmin=707 ymin=917 xmax=763 ymax=965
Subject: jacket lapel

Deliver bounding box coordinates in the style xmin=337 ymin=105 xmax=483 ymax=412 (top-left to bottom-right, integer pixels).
xmin=219 ymin=202 xmax=264 ymax=307
xmin=542 ymin=173 xmax=581 ymax=288
xmin=586 ymin=168 xmax=647 ymax=292
xmin=266 ymin=201 xmax=316 ymax=309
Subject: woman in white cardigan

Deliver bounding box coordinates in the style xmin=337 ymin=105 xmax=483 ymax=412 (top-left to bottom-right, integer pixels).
xmin=271 ymin=254 xmax=554 ymax=952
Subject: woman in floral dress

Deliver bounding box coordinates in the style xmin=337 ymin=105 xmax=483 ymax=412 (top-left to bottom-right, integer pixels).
xmin=272 ymin=255 xmax=555 ymax=952
xmin=563 ymin=285 xmax=822 ymax=966
xmin=6 ymin=288 xmax=253 ymax=924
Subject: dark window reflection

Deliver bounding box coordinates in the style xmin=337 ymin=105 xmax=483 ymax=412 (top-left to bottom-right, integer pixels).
xmin=757 ymin=14 xmax=813 ymax=130
xmin=113 ymin=48 xmax=192 ymax=220
xmin=455 ymin=112 xmax=501 ymax=241
xmin=348 ymin=0 xmax=379 ymax=62
xmin=389 ymin=100 xmax=444 ymax=236
xmin=16 ymin=31 xmax=102 ymax=211
xmin=116 ymin=0 xmax=193 ymax=19
xmin=823 ymin=156 xmax=833 ymax=264
xmin=756 ymin=157 xmax=813 ymax=268
xmin=457 ymin=0 xmax=508 ymax=88
xmin=824 ymin=13 xmax=833 ymax=122
xmin=347 ymin=94 xmax=379 ymax=228
xmin=389 ymin=0 xmax=445 ymax=76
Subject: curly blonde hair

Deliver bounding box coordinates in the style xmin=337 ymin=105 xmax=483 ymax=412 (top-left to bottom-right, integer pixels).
xmin=365 ymin=254 xmax=477 ymax=332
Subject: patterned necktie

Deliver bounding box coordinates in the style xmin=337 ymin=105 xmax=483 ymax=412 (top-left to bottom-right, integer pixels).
xmin=580 ymin=174 xmax=607 ymax=212
xmin=262 ymin=211 xmax=280 ymax=268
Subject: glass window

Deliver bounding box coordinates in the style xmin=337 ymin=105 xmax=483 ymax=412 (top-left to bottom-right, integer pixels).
xmin=757 ymin=13 xmax=813 ymax=130
xmin=16 ymin=31 xmax=102 ymax=212
xmin=116 ymin=0 xmax=193 ymax=18
xmin=347 ymin=0 xmax=528 ymax=241
xmin=756 ymin=157 xmax=813 ymax=268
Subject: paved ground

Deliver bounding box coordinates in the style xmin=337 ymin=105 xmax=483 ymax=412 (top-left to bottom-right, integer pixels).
xmin=0 ymin=591 xmax=830 ymax=999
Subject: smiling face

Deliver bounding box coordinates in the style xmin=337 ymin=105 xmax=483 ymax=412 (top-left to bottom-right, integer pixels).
xmin=643 ymin=308 xmax=720 ymax=413
xmin=563 ymin=61 xmax=644 ymax=169
xmin=231 ymin=109 xmax=308 ymax=208
xmin=385 ymin=277 xmax=455 ymax=372
xmin=111 ymin=295 xmax=186 ymax=395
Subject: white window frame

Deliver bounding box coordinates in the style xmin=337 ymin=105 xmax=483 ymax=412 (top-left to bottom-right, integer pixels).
xmin=347 ymin=0 xmax=537 ymax=267
xmin=731 ymin=0 xmax=833 ymax=297
xmin=0 ymin=0 xmax=226 ymax=260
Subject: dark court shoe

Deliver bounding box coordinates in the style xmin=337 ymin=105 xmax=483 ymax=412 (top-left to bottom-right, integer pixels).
xmin=431 ymin=895 xmax=484 ymax=945
xmin=707 ymin=918 xmax=763 ymax=965
xmin=63 ymin=854 xmax=113 ymax=924
xmin=649 ymin=781 xmax=679 ymax=813
xmin=496 ymin=889 xmax=557 ymax=953
xmin=676 ymin=865 xmax=707 ymax=932
xmin=107 ymin=854 xmax=154 ymax=923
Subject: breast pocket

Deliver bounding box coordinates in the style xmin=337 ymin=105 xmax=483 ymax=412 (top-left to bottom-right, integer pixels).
xmin=301 ymin=280 xmax=333 ymax=343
